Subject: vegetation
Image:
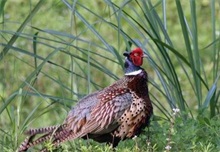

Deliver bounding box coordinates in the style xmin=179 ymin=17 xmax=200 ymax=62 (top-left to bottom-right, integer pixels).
xmin=0 ymin=0 xmax=219 ymax=151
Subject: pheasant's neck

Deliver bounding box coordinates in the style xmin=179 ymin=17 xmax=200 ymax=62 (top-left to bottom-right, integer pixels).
xmin=124 ymin=57 xmax=143 ymax=76
xmin=126 ymin=69 xmax=149 ymax=97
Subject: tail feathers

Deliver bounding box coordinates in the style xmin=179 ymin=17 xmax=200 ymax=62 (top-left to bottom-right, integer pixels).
xmin=18 ymin=124 xmax=67 ymax=152
xmin=18 ymin=124 xmax=89 ymax=151
xmin=18 ymin=133 xmax=53 ymax=152
xmin=51 ymin=130 xmax=88 ymax=147
xmin=18 ymin=136 xmax=32 ymax=152
xmin=19 ymin=128 xmax=86 ymax=151
xmin=21 ymin=129 xmax=71 ymax=151
xmin=25 ymin=125 xmax=63 ymax=136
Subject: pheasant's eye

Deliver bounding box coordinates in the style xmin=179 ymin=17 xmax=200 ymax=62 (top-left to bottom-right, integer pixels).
xmin=134 ymin=53 xmax=138 ymax=56
xmin=131 ymin=52 xmax=140 ymax=57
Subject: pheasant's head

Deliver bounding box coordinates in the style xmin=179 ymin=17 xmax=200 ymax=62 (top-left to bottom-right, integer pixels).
xmin=123 ymin=48 xmax=147 ymax=76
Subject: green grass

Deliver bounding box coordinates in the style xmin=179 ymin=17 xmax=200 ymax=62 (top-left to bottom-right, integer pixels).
xmin=0 ymin=0 xmax=220 ymax=151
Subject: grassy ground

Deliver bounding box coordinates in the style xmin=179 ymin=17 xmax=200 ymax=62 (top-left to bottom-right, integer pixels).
xmin=0 ymin=0 xmax=220 ymax=151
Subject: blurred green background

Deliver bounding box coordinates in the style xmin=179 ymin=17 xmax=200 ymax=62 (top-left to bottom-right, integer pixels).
xmin=0 ymin=0 xmax=220 ymax=151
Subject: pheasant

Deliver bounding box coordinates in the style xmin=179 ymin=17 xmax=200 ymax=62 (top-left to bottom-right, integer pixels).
xmin=18 ymin=48 xmax=153 ymax=152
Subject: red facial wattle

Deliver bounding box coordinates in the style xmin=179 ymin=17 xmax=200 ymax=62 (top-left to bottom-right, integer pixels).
xmin=130 ymin=48 xmax=144 ymax=66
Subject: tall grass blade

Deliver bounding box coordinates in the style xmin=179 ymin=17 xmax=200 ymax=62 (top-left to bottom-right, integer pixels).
xmin=0 ymin=48 xmax=60 ymax=114
xmin=190 ymin=0 xmax=202 ymax=101
xmin=33 ymin=32 xmax=39 ymax=70
xmin=0 ymin=0 xmax=7 ymax=17
xmin=175 ymin=0 xmax=202 ymax=108
xmin=211 ymin=0 xmax=220 ymax=83
xmin=0 ymin=0 xmax=45 ymax=61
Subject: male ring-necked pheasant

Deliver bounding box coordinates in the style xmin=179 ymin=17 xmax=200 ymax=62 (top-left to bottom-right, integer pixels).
xmin=19 ymin=48 xmax=153 ymax=151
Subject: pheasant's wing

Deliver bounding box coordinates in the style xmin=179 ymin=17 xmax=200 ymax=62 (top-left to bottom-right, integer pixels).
xmin=84 ymin=90 xmax=132 ymax=134
xmin=64 ymin=87 xmax=132 ymax=139
xmin=64 ymin=91 xmax=102 ymax=132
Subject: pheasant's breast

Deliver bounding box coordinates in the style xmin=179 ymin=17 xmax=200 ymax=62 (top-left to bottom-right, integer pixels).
xmin=114 ymin=92 xmax=151 ymax=139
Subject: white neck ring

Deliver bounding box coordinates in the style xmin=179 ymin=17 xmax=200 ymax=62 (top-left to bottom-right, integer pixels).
xmin=125 ymin=69 xmax=142 ymax=76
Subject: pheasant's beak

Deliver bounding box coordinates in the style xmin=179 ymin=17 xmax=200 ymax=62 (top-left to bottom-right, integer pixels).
xmin=142 ymin=54 xmax=148 ymax=58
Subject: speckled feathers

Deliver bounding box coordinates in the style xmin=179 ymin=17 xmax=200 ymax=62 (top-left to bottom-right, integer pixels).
xmin=18 ymin=48 xmax=153 ymax=152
